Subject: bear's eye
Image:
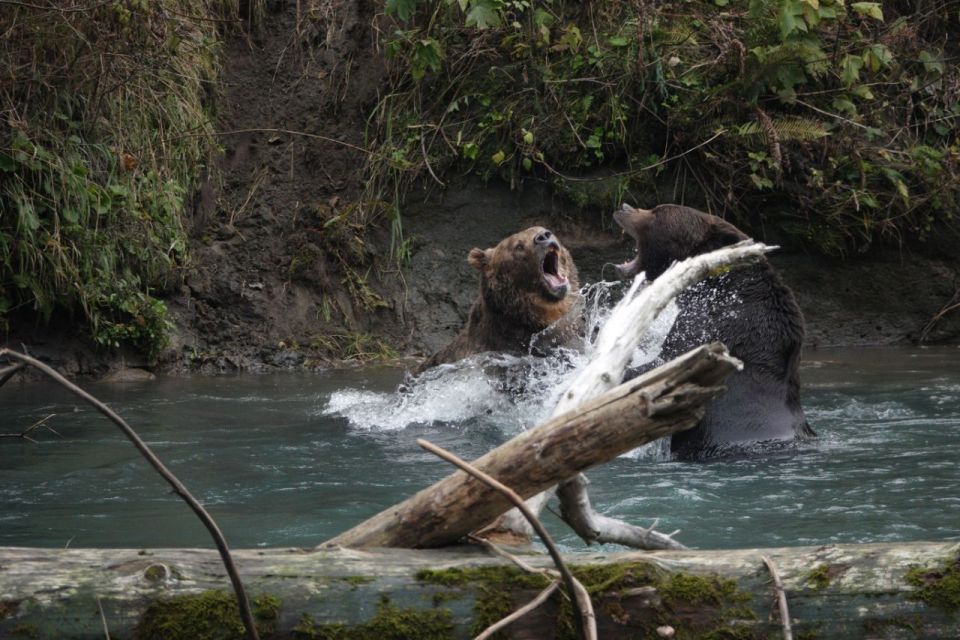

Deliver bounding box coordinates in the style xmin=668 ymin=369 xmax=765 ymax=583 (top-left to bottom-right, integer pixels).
xmin=514 ymin=242 xmax=525 ymax=251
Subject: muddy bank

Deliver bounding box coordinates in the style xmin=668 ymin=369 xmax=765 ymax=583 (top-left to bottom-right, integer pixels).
xmin=400 ymin=182 xmax=960 ymax=355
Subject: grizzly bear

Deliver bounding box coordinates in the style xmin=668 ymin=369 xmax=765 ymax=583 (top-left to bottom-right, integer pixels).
xmin=418 ymin=226 xmax=579 ymax=372
xmin=614 ymin=203 xmax=812 ymax=459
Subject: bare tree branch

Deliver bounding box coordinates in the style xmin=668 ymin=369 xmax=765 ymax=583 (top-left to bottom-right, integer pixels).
xmin=557 ymin=474 xmax=686 ymax=550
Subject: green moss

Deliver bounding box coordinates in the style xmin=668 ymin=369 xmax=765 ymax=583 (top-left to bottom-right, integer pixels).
xmin=807 ymin=564 xmax=831 ymax=590
xmin=10 ymin=624 xmax=39 ymax=639
xmin=0 ymin=600 xmax=19 ymax=619
xmin=660 ymin=573 xmax=748 ymax=609
xmin=339 ymin=576 xmax=376 ymax=589
xmin=134 ymin=590 xmax=281 ymax=640
xmin=430 ymin=591 xmax=464 ymax=607
xmin=143 ymin=564 xmax=168 ymax=582
xmin=698 ymin=626 xmax=757 ymax=640
xmin=415 ymin=565 xmax=551 ymax=590
xmin=805 ymin=563 xmax=849 ymax=591
xmin=470 ymin=586 xmax=515 ymax=640
xmin=571 ymin=561 xmax=664 ymax=593
xmin=290 ymin=596 xmax=454 ymax=640
xmin=862 ymin=615 xmax=920 ymax=634
xmin=905 ymin=554 xmax=960 ymax=613
xmin=417 ymin=560 xmax=757 ymax=640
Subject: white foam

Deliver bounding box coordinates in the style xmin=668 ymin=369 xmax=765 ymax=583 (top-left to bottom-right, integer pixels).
xmin=322 ymin=279 xmax=681 ymax=462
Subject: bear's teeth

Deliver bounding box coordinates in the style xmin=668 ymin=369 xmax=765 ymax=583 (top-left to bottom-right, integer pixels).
xmin=544 ymin=272 xmax=567 ymax=288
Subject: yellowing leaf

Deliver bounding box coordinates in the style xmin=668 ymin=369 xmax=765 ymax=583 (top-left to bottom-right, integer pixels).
xmin=851 ymin=2 xmax=883 ymax=20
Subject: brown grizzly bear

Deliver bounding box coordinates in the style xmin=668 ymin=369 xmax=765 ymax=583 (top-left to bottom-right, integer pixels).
xmin=614 ymin=203 xmax=812 ymax=459
xmin=418 ymin=226 xmax=579 ymax=372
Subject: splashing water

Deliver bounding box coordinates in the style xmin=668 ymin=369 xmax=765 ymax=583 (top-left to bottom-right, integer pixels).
xmin=322 ymin=279 xmax=679 ymax=459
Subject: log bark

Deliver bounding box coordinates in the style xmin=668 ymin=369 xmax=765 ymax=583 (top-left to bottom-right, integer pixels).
xmin=323 ymin=342 xmax=740 ymax=549
xmin=2 ymin=541 xmax=958 ymax=639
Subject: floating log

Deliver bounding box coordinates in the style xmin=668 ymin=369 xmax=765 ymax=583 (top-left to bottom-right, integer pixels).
xmin=324 ymin=342 xmax=739 ymax=549
xmin=2 ymin=542 xmax=958 ymax=638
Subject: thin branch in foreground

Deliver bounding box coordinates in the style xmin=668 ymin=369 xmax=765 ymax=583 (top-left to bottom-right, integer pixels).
xmin=467 ymin=531 xmax=572 ymax=639
xmin=475 ymin=579 xmax=560 ymax=640
xmin=0 ymin=362 xmax=25 ymax=389
xmin=0 ymin=349 xmax=260 ymax=640
xmin=762 ymin=555 xmax=794 ymax=640
xmin=418 ymin=438 xmax=596 ymax=640
xmin=96 ymin=597 xmax=111 ymax=640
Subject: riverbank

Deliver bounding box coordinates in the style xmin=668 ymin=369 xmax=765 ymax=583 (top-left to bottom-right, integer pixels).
xmin=4 ymin=1 xmax=959 ymax=380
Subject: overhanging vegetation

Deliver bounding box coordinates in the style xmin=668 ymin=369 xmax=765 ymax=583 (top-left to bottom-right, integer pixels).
xmin=368 ymin=0 xmax=959 ymax=254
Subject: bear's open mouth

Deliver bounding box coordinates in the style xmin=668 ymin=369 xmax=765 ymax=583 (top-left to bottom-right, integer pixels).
xmin=541 ymin=247 xmax=569 ymax=297
xmin=613 ymin=212 xmax=642 ymax=279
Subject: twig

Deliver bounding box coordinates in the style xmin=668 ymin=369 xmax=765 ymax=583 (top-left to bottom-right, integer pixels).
xmin=0 ymin=349 xmax=260 ymax=640
xmin=794 ymin=98 xmax=871 ymax=131
xmin=539 ymin=129 xmax=726 ymax=183
xmin=475 ymin=580 xmax=561 ymax=640
xmin=0 ymin=0 xmax=114 ymax=12
xmin=0 ymin=413 xmax=58 ymax=444
xmin=96 ymin=597 xmax=111 ymax=640
xmin=467 ymin=534 xmax=549 ymax=575
xmin=762 ymin=555 xmax=793 ymax=640
xmin=420 ymin=133 xmax=446 ymax=187
xmin=418 ymin=438 xmax=596 ymax=640
xmin=919 ymin=286 xmax=960 ymax=343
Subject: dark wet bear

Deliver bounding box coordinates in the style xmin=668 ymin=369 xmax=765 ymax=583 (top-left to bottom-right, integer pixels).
xmin=614 ymin=203 xmax=812 ymax=459
xmin=418 ymin=227 xmax=579 ymax=372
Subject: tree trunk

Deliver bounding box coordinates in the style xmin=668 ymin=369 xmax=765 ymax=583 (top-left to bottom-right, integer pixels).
xmin=2 ymin=541 xmax=958 ymax=639
xmin=323 ymin=342 xmax=739 ymax=549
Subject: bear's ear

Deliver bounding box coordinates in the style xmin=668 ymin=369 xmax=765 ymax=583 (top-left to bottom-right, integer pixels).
xmin=468 ymin=247 xmax=493 ymax=271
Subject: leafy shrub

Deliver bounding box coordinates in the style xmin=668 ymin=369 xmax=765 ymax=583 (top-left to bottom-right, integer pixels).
xmin=0 ymin=1 xmax=239 ymax=356
xmin=367 ymin=0 xmax=959 ymax=254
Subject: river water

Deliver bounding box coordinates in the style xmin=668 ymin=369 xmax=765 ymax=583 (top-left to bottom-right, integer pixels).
xmin=1 ymin=344 xmax=958 ymax=551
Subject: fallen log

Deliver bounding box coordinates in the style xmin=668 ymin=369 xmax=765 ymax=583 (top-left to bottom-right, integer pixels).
xmin=2 ymin=541 xmax=958 ymax=639
xmin=323 ymin=342 xmax=740 ymax=549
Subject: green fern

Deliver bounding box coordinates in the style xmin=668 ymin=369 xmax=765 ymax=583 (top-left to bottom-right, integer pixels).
xmin=735 ymin=117 xmax=829 ymax=142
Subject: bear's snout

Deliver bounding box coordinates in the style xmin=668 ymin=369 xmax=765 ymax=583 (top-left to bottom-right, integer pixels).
xmin=534 ymin=229 xmax=558 ymax=249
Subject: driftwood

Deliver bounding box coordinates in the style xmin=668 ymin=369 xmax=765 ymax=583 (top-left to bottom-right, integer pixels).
xmin=2 ymin=542 xmax=958 ymax=638
xmin=323 ymin=342 xmax=740 ymax=549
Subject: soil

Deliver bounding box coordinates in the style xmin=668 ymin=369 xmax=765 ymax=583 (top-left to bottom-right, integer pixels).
xmin=8 ymin=1 xmax=960 ymax=379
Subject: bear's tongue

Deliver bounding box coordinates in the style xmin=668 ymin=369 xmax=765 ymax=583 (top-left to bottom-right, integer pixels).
xmin=616 ymin=254 xmax=641 ymax=278
xmin=542 ymin=250 xmax=567 ymax=290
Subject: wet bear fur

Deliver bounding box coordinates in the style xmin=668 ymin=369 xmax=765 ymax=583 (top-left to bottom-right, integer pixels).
xmin=614 ymin=203 xmax=812 ymax=459
xmin=418 ymin=226 xmax=579 ymax=372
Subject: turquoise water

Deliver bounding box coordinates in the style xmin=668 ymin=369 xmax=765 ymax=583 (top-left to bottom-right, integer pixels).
xmin=1 ymin=346 xmax=959 ymax=550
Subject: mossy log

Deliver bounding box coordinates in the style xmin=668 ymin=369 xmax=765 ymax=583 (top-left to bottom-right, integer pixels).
xmin=2 ymin=542 xmax=959 ymax=639
xmin=326 ymin=342 xmax=739 ymax=549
